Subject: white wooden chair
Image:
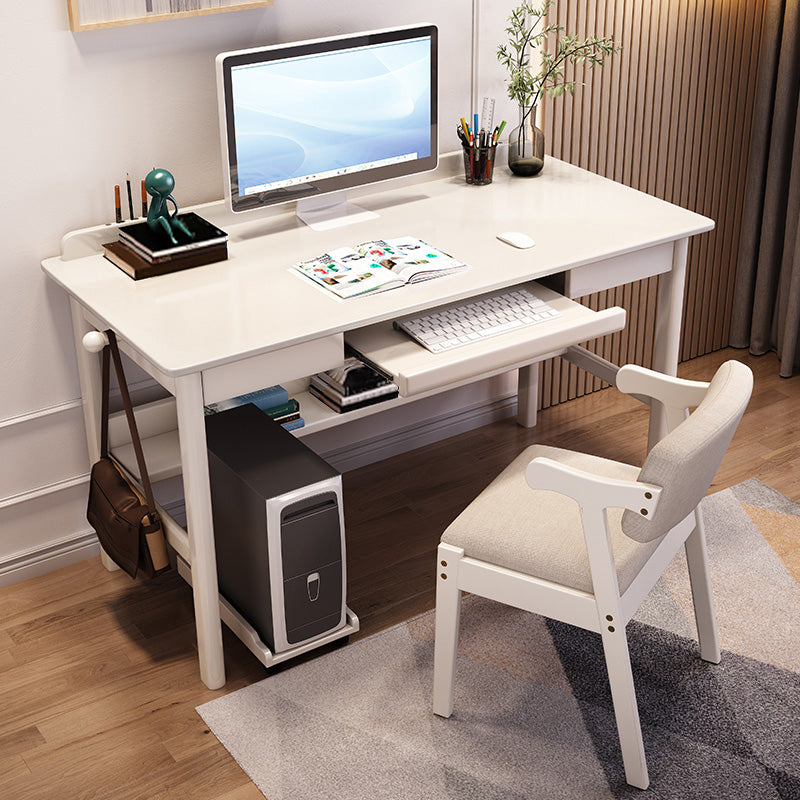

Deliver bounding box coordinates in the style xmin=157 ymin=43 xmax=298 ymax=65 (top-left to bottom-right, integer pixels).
xmin=432 ymin=360 xmax=753 ymax=789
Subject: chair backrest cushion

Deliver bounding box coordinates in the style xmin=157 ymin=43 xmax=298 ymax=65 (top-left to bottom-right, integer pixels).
xmin=621 ymin=360 xmax=753 ymax=542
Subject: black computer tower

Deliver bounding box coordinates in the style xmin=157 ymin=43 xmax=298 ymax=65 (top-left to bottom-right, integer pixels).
xmin=205 ymin=403 xmax=346 ymax=654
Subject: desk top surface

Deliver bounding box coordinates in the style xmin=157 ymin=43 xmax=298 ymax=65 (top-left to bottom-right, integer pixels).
xmin=42 ymin=156 xmax=713 ymax=377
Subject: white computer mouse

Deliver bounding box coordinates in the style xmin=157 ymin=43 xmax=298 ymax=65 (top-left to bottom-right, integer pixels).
xmin=497 ymin=231 xmax=536 ymax=249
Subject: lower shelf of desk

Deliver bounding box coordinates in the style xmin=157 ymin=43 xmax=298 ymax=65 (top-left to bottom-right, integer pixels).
xmin=109 ymin=381 xmax=477 ymax=483
xmin=177 ymin=557 xmax=359 ymax=668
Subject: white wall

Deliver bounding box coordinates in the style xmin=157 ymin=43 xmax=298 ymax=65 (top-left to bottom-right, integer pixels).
xmin=0 ymin=0 xmax=518 ymax=584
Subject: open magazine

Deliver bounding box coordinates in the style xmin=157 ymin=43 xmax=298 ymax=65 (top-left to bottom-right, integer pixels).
xmin=292 ymin=236 xmax=469 ymax=299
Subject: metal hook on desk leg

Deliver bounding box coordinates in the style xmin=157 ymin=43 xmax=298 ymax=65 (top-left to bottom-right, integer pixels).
xmin=82 ymin=330 xmax=109 ymax=353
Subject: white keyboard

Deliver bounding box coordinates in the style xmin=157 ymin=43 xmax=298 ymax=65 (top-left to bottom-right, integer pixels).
xmin=394 ymin=287 xmax=560 ymax=353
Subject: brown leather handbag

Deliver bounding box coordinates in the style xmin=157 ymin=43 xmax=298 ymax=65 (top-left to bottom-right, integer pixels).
xmin=86 ymin=330 xmax=170 ymax=578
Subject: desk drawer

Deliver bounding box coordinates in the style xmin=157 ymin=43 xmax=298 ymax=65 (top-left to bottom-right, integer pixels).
xmin=562 ymin=242 xmax=673 ymax=298
xmin=202 ymin=333 xmax=344 ymax=406
xmin=345 ymin=283 xmax=625 ymax=396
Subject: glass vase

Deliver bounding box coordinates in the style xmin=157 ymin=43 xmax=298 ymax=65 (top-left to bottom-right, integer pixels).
xmin=508 ymin=105 xmax=545 ymax=176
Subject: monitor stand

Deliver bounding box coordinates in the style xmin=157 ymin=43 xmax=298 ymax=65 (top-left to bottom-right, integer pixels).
xmin=296 ymin=191 xmax=379 ymax=232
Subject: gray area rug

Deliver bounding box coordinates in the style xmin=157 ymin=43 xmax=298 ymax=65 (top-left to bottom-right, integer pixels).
xmin=197 ymin=480 xmax=800 ymax=798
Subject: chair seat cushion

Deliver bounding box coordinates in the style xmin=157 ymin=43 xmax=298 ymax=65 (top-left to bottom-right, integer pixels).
xmin=441 ymin=444 xmax=663 ymax=594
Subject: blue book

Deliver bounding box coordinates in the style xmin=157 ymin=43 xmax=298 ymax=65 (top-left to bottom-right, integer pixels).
xmin=204 ymin=385 xmax=289 ymax=415
xmin=281 ymin=417 xmax=305 ymax=431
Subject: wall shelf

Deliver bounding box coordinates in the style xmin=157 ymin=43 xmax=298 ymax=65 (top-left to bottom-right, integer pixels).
xmin=67 ymin=0 xmax=272 ymax=32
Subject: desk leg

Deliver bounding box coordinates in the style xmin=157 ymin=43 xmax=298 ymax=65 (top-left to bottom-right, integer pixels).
xmin=69 ymin=299 xmax=119 ymax=573
xmin=649 ymin=237 xmax=689 ymax=446
xmin=517 ymin=363 xmax=539 ymax=427
xmin=175 ymin=373 xmax=226 ymax=690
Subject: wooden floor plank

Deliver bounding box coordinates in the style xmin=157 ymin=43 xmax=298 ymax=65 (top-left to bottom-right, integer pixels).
xmin=0 ymin=348 xmax=795 ymax=798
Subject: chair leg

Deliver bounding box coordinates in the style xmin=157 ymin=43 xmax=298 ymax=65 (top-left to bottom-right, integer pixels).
xmin=684 ymin=509 xmax=721 ymax=663
xmin=433 ymin=543 xmax=463 ymax=718
xmin=600 ymin=626 xmax=649 ymax=790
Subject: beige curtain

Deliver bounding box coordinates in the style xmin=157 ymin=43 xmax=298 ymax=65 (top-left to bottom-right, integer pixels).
xmin=730 ymin=0 xmax=800 ymax=377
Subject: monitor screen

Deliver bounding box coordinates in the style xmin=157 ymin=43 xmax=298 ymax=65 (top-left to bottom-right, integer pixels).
xmin=216 ymin=25 xmax=438 ymax=227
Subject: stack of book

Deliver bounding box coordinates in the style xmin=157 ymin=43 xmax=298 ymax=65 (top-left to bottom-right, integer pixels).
xmin=310 ymin=355 xmax=398 ymax=413
xmin=103 ymin=212 xmax=228 ymax=280
xmin=204 ymin=384 xmax=304 ymax=431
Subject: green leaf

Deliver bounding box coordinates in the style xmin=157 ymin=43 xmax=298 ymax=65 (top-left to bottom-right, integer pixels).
xmin=497 ymin=0 xmax=621 ymax=110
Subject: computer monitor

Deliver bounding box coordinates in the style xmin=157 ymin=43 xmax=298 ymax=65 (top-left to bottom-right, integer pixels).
xmin=216 ymin=25 xmax=438 ymax=230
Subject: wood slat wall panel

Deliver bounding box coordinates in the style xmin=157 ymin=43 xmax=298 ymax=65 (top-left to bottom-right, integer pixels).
xmin=537 ymin=0 xmax=765 ymax=408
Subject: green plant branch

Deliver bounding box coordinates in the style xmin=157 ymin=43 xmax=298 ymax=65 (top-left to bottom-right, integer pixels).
xmin=498 ymin=0 xmax=621 ymax=142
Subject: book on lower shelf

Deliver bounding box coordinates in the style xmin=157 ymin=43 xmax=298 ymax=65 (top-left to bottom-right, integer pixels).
xmin=309 ymin=356 xmax=399 ymax=413
xmin=204 ymin=385 xmax=305 ymax=430
xmin=292 ymin=236 xmax=469 ymax=299
xmin=204 ymin=385 xmax=288 ymax=415
xmin=262 ymin=398 xmax=302 ymax=426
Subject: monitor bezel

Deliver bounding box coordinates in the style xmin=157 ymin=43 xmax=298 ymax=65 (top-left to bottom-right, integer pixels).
xmin=216 ymin=24 xmax=439 ymax=215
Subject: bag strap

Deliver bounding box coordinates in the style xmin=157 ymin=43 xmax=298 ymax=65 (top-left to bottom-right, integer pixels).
xmin=100 ymin=345 xmax=111 ymax=458
xmin=100 ymin=330 xmax=159 ymax=516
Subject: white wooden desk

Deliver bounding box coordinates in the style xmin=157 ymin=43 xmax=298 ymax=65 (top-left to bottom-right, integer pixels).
xmin=42 ymin=154 xmax=713 ymax=688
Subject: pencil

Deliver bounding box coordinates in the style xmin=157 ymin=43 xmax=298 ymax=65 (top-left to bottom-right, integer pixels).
xmin=125 ymin=173 xmax=134 ymax=220
xmin=114 ymin=185 xmax=122 ymax=223
xmin=484 ymin=146 xmax=494 ymax=182
xmin=469 ymin=140 xmax=475 ymax=183
xmin=140 ymin=180 xmax=148 ymax=217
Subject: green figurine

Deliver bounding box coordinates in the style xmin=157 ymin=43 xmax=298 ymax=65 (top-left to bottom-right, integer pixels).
xmin=145 ymin=168 xmax=195 ymax=245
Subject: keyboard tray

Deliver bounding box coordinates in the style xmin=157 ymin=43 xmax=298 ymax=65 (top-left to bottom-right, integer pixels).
xmin=345 ymin=282 xmax=626 ymax=396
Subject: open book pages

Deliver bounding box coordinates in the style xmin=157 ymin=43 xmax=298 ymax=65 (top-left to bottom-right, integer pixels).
xmin=292 ymin=236 xmax=468 ymax=299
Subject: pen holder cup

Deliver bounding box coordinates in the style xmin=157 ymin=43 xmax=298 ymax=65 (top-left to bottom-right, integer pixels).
xmin=462 ymin=142 xmax=497 ymax=186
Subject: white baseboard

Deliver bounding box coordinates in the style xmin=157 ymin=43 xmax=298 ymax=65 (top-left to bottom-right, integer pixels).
xmin=0 ymin=492 xmax=188 ymax=588
xmin=0 ymin=531 xmax=101 ymax=588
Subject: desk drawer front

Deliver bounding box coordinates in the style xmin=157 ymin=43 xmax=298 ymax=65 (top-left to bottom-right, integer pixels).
xmin=202 ymin=334 xmax=344 ymax=406
xmin=565 ymin=242 xmax=673 ymax=298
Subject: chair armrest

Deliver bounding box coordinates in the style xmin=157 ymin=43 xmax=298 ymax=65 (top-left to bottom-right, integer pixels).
xmin=616 ymin=364 xmax=709 ymax=409
xmin=525 ymin=457 xmax=661 ymax=517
